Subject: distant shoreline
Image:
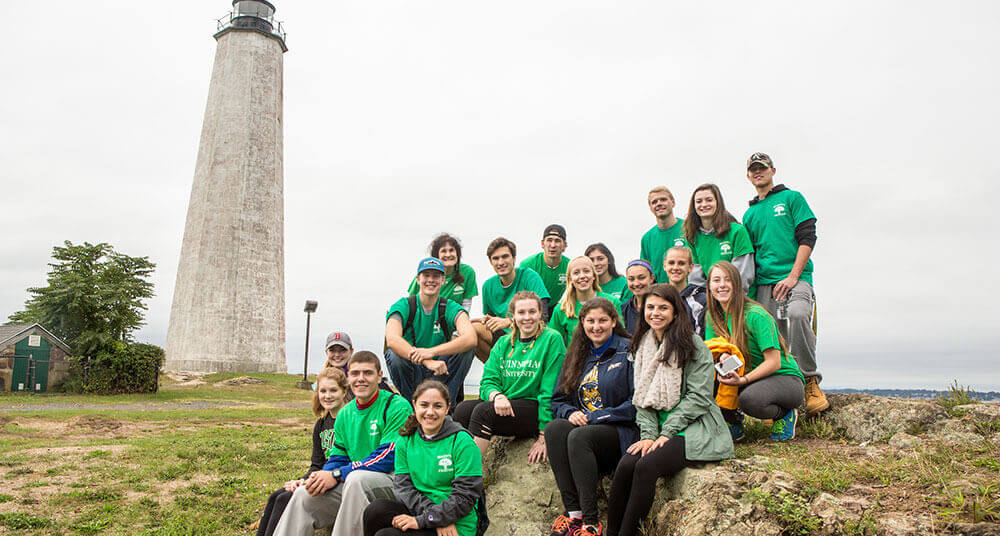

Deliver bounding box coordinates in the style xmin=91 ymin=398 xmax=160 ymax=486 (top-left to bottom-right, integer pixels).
xmin=459 ymin=384 xmax=1000 ymax=401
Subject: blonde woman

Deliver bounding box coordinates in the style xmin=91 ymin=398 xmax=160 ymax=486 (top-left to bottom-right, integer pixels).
xmin=549 ymin=257 xmax=622 ymax=345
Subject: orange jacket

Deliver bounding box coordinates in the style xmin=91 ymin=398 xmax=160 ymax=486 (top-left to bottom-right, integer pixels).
xmin=705 ymin=337 xmax=746 ymax=410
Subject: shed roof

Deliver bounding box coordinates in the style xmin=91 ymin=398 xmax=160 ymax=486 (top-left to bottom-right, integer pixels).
xmin=0 ymin=323 xmax=71 ymax=353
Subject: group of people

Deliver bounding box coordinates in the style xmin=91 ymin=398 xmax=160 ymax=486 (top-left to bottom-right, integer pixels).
xmin=254 ymin=152 xmax=828 ymax=536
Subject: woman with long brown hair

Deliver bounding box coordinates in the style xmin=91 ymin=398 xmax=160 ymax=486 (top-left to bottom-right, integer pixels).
xmin=706 ymin=261 xmax=804 ymax=441
xmin=606 ymin=284 xmax=732 ymax=536
xmin=363 ymin=380 xmax=486 ymax=536
xmin=545 ymin=298 xmax=636 ymax=536
xmin=683 ymin=183 xmax=755 ymax=292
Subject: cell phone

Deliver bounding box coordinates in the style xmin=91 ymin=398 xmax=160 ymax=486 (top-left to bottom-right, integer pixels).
xmin=715 ymin=353 xmax=743 ymax=377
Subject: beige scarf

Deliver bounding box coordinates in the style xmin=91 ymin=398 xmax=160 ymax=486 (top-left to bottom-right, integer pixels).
xmin=631 ymin=330 xmax=683 ymax=411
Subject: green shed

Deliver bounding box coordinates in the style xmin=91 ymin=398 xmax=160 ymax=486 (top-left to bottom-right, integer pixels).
xmin=0 ymin=324 xmax=71 ymax=393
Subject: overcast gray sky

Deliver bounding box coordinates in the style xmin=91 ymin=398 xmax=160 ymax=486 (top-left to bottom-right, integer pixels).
xmin=3 ymin=1 xmax=999 ymax=390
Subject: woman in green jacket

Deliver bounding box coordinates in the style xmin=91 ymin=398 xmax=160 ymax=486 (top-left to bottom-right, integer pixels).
xmin=453 ymin=291 xmax=566 ymax=464
xmin=606 ymin=284 xmax=733 ymax=536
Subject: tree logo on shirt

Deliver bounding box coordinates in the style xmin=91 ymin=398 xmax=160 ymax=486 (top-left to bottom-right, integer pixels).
xmin=674 ymin=238 xmax=685 ymax=247
xmin=438 ymin=455 xmax=453 ymax=472
xmin=773 ymin=204 xmax=787 ymax=217
xmin=720 ymin=242 xmax=732 ymax=254
xmin=454 ymin=285 xmax=464 ymax=294
xmin=369 ymin=420 xmax=379 ymax=436
xmin=558 ymin=274 xmax=567 ymax=284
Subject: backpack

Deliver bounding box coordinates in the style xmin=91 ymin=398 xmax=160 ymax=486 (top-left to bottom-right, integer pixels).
xmin=404 ymin=295 xmax=451 ymax=341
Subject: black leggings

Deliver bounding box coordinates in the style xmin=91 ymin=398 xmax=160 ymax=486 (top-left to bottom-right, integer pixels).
xmin=453 ymin=398 xmax=539 ymax=440
xmin=607 ymin=436 xmax=691 ymax=536
xmin=256 ymin=487 xmax=293 ymax=536
xmin=363 ymin=499 xmax=437 ymax=536
xmin=545 ymin=419 xmax=621 ymax=525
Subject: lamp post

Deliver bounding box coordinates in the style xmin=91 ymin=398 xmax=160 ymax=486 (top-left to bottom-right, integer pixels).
xmin=297 ymin=300 xmax=318 ymax=389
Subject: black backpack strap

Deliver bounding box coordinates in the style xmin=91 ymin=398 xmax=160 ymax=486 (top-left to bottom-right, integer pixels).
xmin=438 ymin=299 xmax=450 ymax=335
xmin=404 ymin=295 xmax=418 ymax=340
xmin=382 ymin=392 xmax=395 ymax=424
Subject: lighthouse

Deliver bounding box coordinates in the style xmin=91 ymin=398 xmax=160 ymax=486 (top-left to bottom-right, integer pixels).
xmin=165 ymin=1 xmax=288 ymax=373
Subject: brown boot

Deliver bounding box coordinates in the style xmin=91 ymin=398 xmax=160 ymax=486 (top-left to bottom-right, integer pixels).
xmin=804 ymin=377 xmax=830 ymax=415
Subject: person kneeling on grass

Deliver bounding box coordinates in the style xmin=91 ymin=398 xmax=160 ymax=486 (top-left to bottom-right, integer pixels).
xmin=363 ymin=380 xmax=487 ymax=536
xmin=606 ymin=284 xmax=733 ymax=536
xmin=273 ymin=352 xmax=413 ymax=536
xmin=454 ymin=291 xmax=565 ymax=463
xmin=255 ymin=367 xmax=348 ymax=536
xmin=706 ymin=261 xmax=805 ymax=442
xmin=546 ymin=298 xmax=636 ymax=536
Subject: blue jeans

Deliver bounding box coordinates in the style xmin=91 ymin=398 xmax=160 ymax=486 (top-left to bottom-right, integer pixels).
xmin=384 ymin=348 xmax=474 ymax=406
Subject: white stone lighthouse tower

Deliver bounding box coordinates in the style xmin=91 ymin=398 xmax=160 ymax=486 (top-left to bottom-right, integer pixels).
xmin=165 ymin=0 xmax=288 ymax=373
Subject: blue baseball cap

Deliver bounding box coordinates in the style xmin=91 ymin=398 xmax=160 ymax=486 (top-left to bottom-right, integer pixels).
xmin=417 ymin=257 xmax=445 ymax=275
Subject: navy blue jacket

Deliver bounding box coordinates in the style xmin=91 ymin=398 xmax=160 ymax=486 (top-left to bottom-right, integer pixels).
xmin=621 ymin=298 xmax=641 ymax=337
xmin=551 ymin=335 xmax=639 ymax=455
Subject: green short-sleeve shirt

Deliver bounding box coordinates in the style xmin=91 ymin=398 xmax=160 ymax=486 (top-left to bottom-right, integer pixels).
xmin=690 ymin=222 xmax=754 ymax=277
xmin=387 ymin=297 xmax=467 ymax=348
xmin=519 ymin=253 xmax=570 ymax=305
xmin=407 ymin=264 xmax=478 ymax=305
xmin=640 ymin=219 xmax=687 ymax=284
xmin=599 ymin=276 xmax=628 ymax=301
xmin=742 ymin=187 xmax=816 ymax=285
xmin=705 ymin=304 xmax=803 ymax=382
xmin=481 ymin=268 xmax=550 ymax=318
xmin=395 ymin=431 xmax=482 ymax=536
xmin=548 ymin=292 xmax=623 ymax=345
xmin=327 ymin=390 xmax=413 ymax=460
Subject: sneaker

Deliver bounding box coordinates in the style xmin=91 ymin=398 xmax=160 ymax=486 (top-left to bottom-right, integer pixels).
xmin=578 ymin=522 xmax=603 ymax=536
xmin=549 ymin=515 xmax=582 ymax=536
xmin=729 ymin=422 xmax=746 ymax=442
xmin=770 ymin=409 xmax=797 ymax=441
xmin=803 ymin=376 xmax=830 ymax=415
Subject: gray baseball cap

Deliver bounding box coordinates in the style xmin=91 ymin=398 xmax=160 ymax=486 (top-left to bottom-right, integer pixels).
xmin=325 ymin=331 xmax=353 ymax=350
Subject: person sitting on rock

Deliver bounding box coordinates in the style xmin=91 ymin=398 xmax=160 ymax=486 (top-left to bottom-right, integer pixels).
xmin=546 ymin=298 xmax=637 ymax=536
xmin=473 ymin=237 xmax=551 ymax=362
xmin=706 ymin=261 xmax=805 ymax=442
xmin=548 ymin=256 xmax=622 ymax=346
xmin=454 ymin=291 xmax=565 ymax=464
xmin=385 ymin=257 xmax=477 ymax=407
xmin=323 ymin=331 xmax=391 ymax=398
xmin=406 ymin=233 xmax=478 ymax=310
xmin=606 ymin=284 xmax=733 ymax=536
xmin=255 ymin=367 xmax=348 ymax=536
xmin=620 ymin=260 xmax=656 ymax=335
xmin=274 ymin=352 xmax=413 ymax=536
xmin=363 ymin=380 xmax=487 ymax=536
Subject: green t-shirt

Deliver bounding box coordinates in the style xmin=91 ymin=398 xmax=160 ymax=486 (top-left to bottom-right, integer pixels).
xmin=519 ymin=253 xmax=570 ymax=305
xmin=690 ymin=222 xmax=754 ymax=279
xmin=640 ymin=218 xmax=687 ymax=284
xmin=395 ymin=431 xmax=482 ymax=536
xmin=407 ymin=263 xmax=478 ymax=305
xmin=328 ymin=390 xmax=413 ymax=460
xmin=387 ymin=296 xmax=467 ymax=348
xmin=705 ymin=304 xmax=804 ymax=382
xmin=480 ymin=327 xmax=566 ymax=430
xmin=548 ymin=292 xmax=623 ymax=346
xmin=599 ymin=276 xmax=628 ymax=301
xmin=481 ymin=268 xmax=550 ymax=318
xmin=742 ymin=187 xmax=816 ymax=285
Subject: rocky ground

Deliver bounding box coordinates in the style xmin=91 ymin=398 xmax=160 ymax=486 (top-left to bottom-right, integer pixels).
xmin=480 ymin=394 xmax=1000 ymax=536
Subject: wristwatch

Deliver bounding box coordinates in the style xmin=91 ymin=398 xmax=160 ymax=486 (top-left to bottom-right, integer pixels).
xmin=332 ymin=468 xmax=342 ymax=483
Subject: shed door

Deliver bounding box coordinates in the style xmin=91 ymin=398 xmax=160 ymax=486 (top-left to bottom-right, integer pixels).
xmin=11 ymin=356 xmax=29 ymax=392
xmin=14 ymin=336 xmax=52 ymax=392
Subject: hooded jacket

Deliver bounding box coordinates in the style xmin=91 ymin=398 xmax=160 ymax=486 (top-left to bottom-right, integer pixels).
xmin=393 ymin=416 xmax=485 ymax=534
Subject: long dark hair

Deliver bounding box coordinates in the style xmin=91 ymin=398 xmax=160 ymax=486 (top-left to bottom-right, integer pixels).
xmin=584 ymin=242 xmax=621 ymax=279
xmin=400 ymin=379 xmax=451 ymax=437
xmin=683 ymin=183 xmax=737 ymax=243
xmin=627 ymin=284 xmax=696 ymax=369
xmin=558 ymin=298 xmax=630 ymax=394
xmin=429 ymin=233 xmax=464 ymax=284
xmin=705 ymin=261 xmax=789 ymax=362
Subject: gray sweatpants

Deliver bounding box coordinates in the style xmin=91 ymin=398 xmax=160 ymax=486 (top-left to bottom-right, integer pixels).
xmin=738 ymin=374 xmax=805 ymax=420
xmin=272 ymin=470 xmax=394 ymax=536
xmin=755 ymin=281 xmax=820 ymax=380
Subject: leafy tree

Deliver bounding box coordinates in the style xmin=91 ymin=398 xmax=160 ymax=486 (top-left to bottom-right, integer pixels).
xmin=8 ymin=241 xmax=155 ymax=355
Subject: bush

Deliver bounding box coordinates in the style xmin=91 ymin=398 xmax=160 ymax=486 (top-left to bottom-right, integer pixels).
xmin=62 ymin=342 xmax=164 ymax=394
